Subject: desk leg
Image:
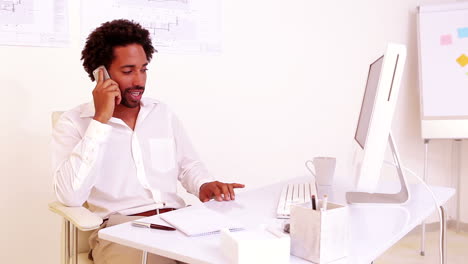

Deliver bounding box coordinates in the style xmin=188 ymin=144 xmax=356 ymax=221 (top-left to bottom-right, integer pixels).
xmin=142 ymin=251 xmax=148 ymax=264
xmin=420 ymin=139 xmax=429 ymax=256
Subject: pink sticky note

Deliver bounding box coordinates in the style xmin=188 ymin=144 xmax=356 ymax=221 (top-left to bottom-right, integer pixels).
xmin=440 ymin=34 xmax=452 ymax=45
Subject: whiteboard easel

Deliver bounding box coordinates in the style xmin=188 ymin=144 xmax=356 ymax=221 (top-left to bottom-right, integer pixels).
xmin=417 ymin=2 xmax=468 ymax=255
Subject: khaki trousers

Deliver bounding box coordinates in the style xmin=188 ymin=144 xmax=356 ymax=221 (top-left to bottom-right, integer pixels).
xmin=89 ymin=214 xmax=180 ymax=264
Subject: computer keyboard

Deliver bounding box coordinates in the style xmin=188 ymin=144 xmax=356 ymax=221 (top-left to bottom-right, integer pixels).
xmin=276 ymin=182 xmax=317 ymax=219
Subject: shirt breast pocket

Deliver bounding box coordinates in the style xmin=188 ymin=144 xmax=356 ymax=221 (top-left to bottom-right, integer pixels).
xmin=149 ymin=138 xmax=176 ymax=173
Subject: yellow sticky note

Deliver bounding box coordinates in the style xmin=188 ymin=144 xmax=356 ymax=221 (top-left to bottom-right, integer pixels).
xmin=456 ymin=54 xmax=468 ymax=67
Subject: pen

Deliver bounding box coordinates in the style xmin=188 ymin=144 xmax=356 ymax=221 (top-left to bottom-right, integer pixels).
xmin=322 ymin=194 xmax=328 ymax=211
xmin=311 ymin=195 xmax=316 ymax=210
xmin=132 ymin=221 xmax=176 ymax=231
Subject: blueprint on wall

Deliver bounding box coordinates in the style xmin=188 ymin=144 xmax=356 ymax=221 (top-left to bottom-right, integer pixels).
xmin=0 ymin=0 xmax=69 ymax=47
xmin=80 ymin=0 xmax=222 ymax=54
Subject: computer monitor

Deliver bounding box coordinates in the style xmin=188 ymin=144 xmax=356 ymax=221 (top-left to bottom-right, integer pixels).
xmin=346 ymin=43 xmax=410 ymax=204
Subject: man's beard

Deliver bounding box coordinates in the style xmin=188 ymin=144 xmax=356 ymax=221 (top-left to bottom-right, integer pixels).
xmin=120 ymin=86 xmax=145 ymax=108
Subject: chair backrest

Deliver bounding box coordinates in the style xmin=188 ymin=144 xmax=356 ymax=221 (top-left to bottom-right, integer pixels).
xmin=52 ymin=111 xmax=64 ymax=128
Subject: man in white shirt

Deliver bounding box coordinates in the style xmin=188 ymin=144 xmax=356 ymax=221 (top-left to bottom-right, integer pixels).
xmin=52 ymin=19 xmax=244 ymax=264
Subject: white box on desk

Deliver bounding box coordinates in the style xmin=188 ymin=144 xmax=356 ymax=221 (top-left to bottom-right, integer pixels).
xmin=220 ymin=227 xmax=290 ymax=264
xmin=290 ymin=202 xmax=349 ymax=264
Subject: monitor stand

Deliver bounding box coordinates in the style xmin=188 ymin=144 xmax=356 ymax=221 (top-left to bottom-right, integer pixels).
xmin=346 ymin=133 xmax=411 ymax=204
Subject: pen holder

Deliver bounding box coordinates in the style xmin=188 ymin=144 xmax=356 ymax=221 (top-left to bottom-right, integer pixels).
xmin=290 ymin=202 xmax=349 ymax=264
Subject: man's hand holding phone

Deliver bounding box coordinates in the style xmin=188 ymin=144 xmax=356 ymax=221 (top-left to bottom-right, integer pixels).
xmin=92 ymin=67 xmax=122 ymax=124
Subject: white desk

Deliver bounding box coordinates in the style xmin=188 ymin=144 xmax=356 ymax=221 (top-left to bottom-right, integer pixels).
xmin=99 ymin=178 xmax=455 ymax=264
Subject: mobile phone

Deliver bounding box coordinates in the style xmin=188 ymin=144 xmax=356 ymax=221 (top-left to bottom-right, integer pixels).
xmin=92 ymin=65 xmax=110 ymax=82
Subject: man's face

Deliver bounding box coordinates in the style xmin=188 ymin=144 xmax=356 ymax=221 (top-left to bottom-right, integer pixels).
xmin=108 ymin=44 xmax=148 ymax=108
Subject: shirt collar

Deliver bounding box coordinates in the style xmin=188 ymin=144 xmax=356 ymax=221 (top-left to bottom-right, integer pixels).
xmin=79 ymin=97 xmax=159 ymax=118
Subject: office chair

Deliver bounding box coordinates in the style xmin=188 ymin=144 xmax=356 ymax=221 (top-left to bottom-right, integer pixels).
xmin=48 ymin=111 xmax=103 ymax=264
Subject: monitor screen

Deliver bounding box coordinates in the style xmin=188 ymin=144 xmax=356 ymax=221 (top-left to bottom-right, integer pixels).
xmin=354 ymin=55 xmax=384 ymax=149
xmin=347 ymin=43 xmax=409 ymax=203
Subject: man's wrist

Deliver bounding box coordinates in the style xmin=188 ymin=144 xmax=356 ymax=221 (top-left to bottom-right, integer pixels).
xmin=199 ymin=182 xmax=208 ymax=193
xmin=93 ymin=114 xmax=109 ymax=124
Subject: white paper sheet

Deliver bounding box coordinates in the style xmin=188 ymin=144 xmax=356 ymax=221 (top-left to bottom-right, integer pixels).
xmin=0 ymin=0 xmax=69 ymax=47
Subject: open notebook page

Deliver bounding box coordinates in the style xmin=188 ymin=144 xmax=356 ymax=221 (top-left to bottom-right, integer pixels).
xmin=160 ymin=204 xmax=244 ymax=236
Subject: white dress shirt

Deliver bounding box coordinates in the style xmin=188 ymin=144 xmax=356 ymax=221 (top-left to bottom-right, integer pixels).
xmin=52 ymin=98 xmax=214 ymax=219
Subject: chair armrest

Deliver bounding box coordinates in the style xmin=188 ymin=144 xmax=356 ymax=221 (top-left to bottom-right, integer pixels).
xmin=48 ymin=201 xmax=103 ymax=231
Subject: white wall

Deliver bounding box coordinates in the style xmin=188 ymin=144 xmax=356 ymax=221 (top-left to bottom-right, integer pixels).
xmin=0 ymin=0 xmax=463 ymax=263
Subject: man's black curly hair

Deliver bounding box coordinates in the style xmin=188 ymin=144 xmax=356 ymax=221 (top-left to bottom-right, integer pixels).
xmin=81 ymin=19 xmax=156 ymax=81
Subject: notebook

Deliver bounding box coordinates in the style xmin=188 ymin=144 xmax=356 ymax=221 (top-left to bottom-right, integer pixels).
xmin=160 ymin=204 xmax=244 ymax=236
